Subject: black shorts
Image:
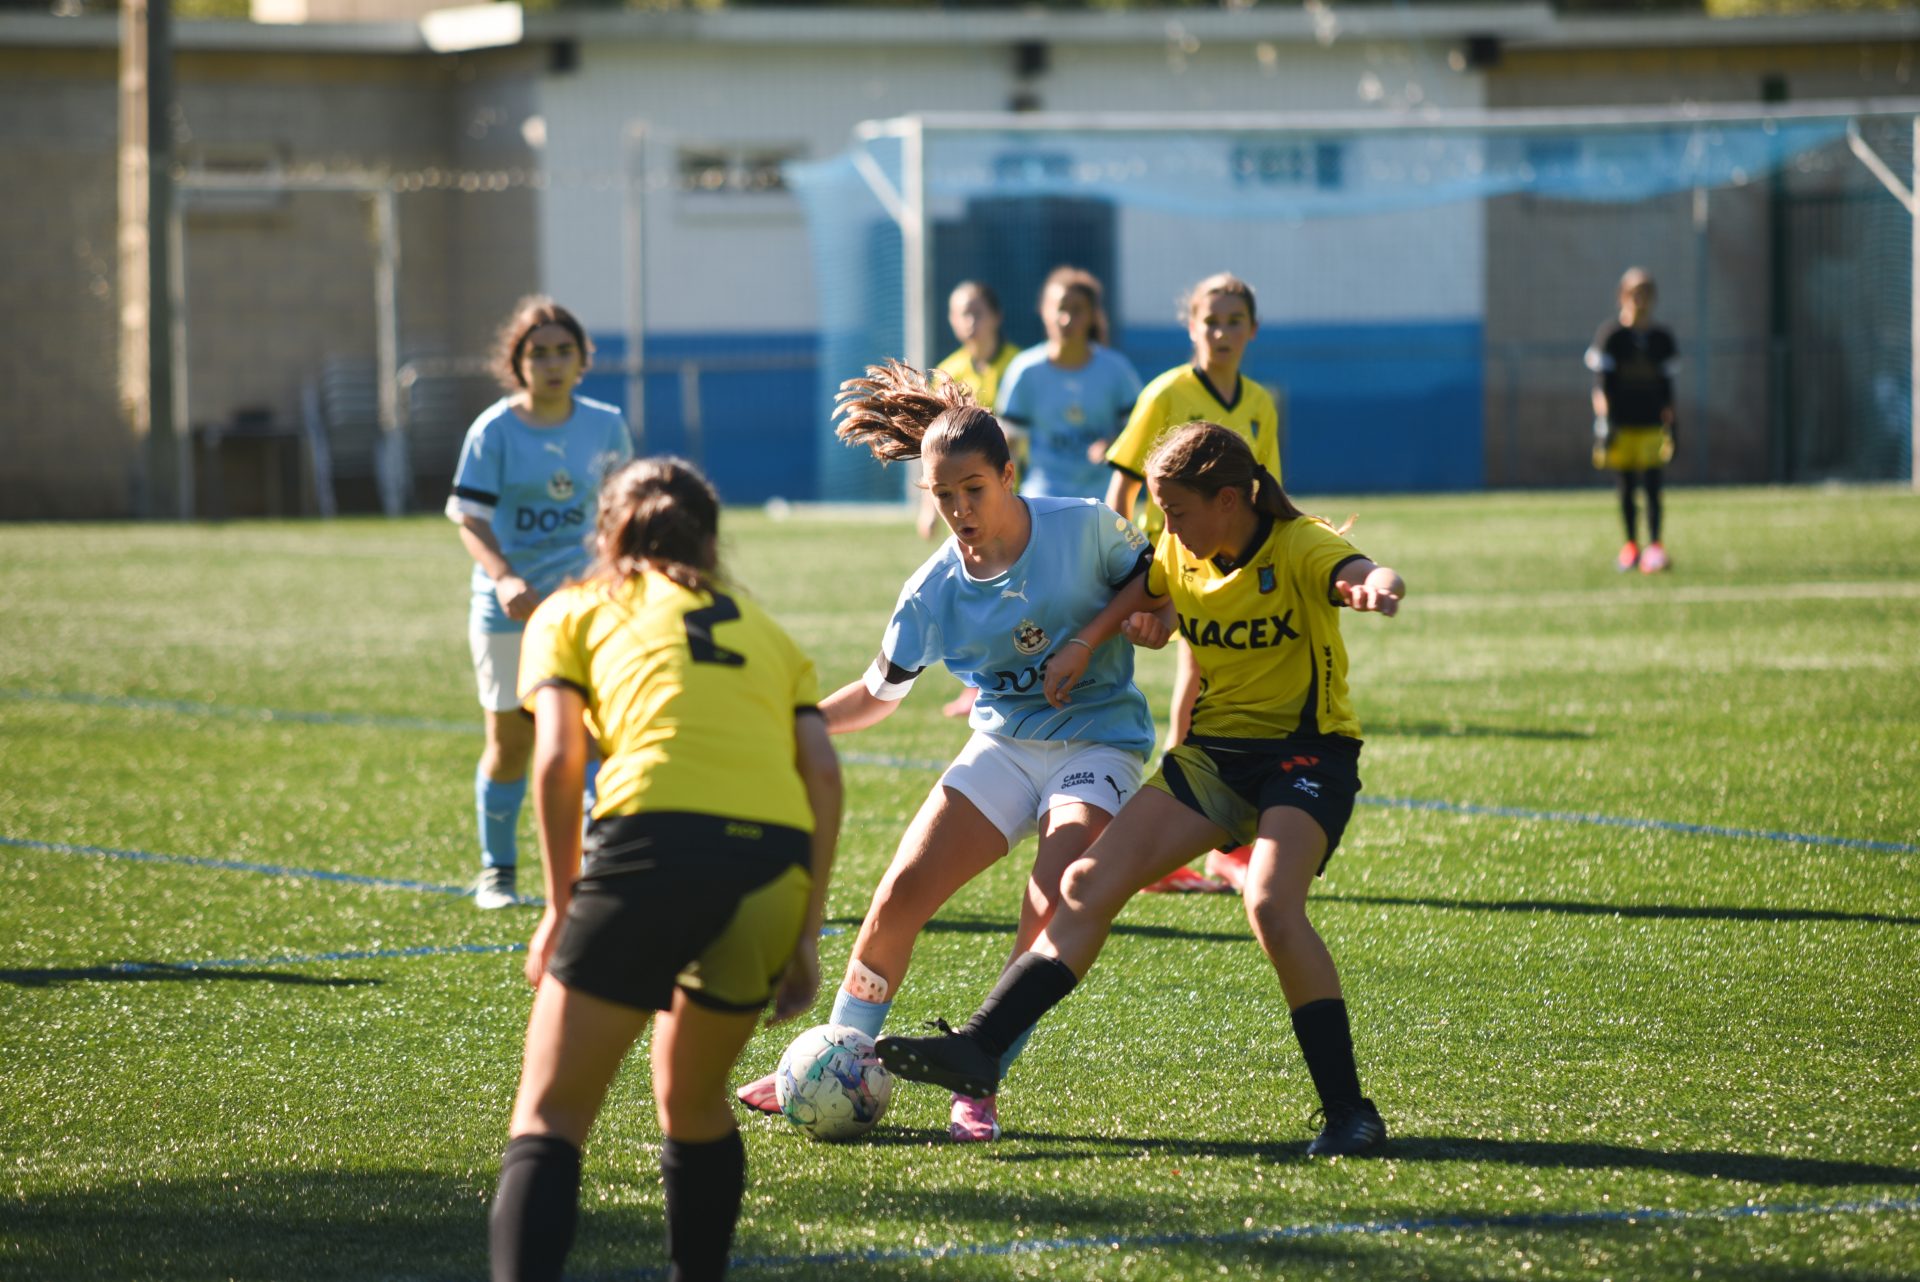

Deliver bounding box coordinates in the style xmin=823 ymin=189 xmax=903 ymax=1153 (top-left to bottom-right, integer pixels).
xmin=1147 ymin=736 xmax=1362 ymax=874
xmin=549 ymin=811 xmax=812 ymax=1014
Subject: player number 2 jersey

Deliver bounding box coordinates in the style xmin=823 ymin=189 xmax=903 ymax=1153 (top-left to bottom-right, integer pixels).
xmin=519 ymin=573 xmax=821 ymax=833
xmin=1146 ymin=515 xmax=1368 ymax=745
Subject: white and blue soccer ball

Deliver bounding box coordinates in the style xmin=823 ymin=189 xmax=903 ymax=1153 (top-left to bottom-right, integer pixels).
xmin=773 ymin=1023 xmax=893 ymax=1142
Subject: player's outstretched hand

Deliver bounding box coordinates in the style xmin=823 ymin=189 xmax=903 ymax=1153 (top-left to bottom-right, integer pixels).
xmin=1044 ymin=643 xmax=1091 ymax=707
xmin=1121 ymin=610 xmax=1173 ymax=649
xmin=1341 ymin=579 xmax=1401 ymax=617
xmin=768 ymin=934 xmax=820 ymax=1026
xmin=524 ymin=907 xmax=562 ymax=988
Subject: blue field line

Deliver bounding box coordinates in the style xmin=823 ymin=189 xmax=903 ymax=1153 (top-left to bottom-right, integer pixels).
xmin=109 ymin=941 xmax=526 ymax=973
xmin=0 ymin=835 xmax=478 ymax=896
xmin=589 ymin=1193 xmax=1920 ymax=1279
xmin=0 ymin=687 xmax=470 ymax=733
xmin=1362 ymin=794 xmax=1920 ymax=856
xmin=7 ymin=687 xmax=1914 ymax=856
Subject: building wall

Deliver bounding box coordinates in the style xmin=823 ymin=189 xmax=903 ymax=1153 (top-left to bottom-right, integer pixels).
xmin=534 ymin=31 xmax=1487 ymax=500
xmin=0 ymin=47 xmax=130 ymax=518
xmin=0 ymin=33 xmax=540 ymax=518
xmin=1482 ymin=38 xmax=1919 ymax=487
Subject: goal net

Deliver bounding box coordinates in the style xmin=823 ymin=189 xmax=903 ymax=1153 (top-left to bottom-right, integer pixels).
xmin=790 ymin=104 xmax=1919 ymax=503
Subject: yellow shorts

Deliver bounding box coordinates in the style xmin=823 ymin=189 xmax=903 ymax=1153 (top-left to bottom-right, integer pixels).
xmin=551 ymin=812 xmax=812 ymax=1013
xmin=1594 ymin=425 xmax=1674 ymax=472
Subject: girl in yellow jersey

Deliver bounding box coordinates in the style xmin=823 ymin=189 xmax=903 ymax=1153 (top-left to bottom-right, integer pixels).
xmin=878 ymin=422 xmax=1403 ymax=1159
xmin=1104 ymin=274 xmax=1284 ymax=892
xmin=489 ymin=458 xmax=842 ymax=1282
xmin=921 ymin=282 xmax=1022 ymax=544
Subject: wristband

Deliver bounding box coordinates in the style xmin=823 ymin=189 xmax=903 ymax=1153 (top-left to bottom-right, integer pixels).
xmin=1061 ymin=637 xmax=1094 ymax=654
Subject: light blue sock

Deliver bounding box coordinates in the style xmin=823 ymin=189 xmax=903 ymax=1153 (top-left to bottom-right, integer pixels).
xmin=828 ymin=989 xmax=892 ymax=1040
xmin=476 ymin=768 xmax=527 ymax=869
xmin=999 ymin=1025 xmax=1035 ymax=1077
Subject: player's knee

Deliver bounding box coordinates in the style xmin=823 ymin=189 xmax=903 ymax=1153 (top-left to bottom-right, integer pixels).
xmin=1059 ymin=855 xmax=1125 ymax=915
xmin=1245 ymin=889 xmax=1311 ymax=944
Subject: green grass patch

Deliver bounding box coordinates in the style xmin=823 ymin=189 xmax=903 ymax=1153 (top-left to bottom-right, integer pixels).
xmin=2 ymin=487 xmax=1917 ymax=1280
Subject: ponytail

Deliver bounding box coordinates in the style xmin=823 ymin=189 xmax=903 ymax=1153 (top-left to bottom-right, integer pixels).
xmin=1147 ymin=423 xmax=1304 ymax=523
xmin=834 ymin=358 xmax=1011 ymax=470
xmin=591 ymin=457 xmax=721 ymax=594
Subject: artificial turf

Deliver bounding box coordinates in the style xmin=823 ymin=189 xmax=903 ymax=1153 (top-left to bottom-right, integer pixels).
xmin=2 ymin=486 xmax=1915 ymax=1280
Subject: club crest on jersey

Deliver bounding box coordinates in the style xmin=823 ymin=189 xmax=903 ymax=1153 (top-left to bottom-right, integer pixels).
xmin=1258 ymin=565 xmax=1276 ymax=593
xmin=547 ymin=469 xmax=576 ymax=501
xmin=1013 ymin=618 xmax=1049 ymax=656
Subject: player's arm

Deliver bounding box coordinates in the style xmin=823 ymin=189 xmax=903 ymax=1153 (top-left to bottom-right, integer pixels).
xmin=524 ymin=682 xmax=589 ymax=986
xmin=1105 ymin=470 xmax=1142 ymax=524
xmin=820 ymin=652 xmax=925 ymax=733
xmin=1332 ymin=557 xmax=1405 ymax=617
xmin=1044 ymin=565 xmax=1153 ymax=707
xmin=770 ymin=711 xmax=842 ymax=1025
xmin=455 ymin=514 xmax=540 ymax=622
xmin=1168 ymin=642 xmax=1200 ymax=747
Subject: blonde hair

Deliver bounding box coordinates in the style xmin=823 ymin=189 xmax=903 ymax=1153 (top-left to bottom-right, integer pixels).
xmin=1182 ymin=272 xmax=1258 ymax=326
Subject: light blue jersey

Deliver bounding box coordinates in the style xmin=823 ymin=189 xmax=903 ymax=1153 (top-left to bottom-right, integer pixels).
xmin=869 ymin=497 xmax=1155 ymax=759
xmin=997 ymin=345 xmax=1143 ymax=501
xmin=446 ymin=396 xmax=633 ymax=633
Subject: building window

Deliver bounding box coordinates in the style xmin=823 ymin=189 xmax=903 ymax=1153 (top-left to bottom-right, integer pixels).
xmin=676 ymin=143 xmax=805 ymax=196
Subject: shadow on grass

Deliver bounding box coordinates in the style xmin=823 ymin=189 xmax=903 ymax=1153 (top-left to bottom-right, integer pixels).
xmin=7 ymin=1167 xmax=502 ymax=1282
xmin=988 ymin=1129 xmax=1920 ymax=1188
xmin=1366 ymin=719 xmax=1596 ymax=742
xmin=13 ymin=1149 xmax=1909 ymax=1282
xmin=0 ymin=963 xmax=380 ymax=989
xmin=828 ymin=913 xmax=1247 ymax=945
xmin=1319 ymin=893 xmax=1920 ymax=929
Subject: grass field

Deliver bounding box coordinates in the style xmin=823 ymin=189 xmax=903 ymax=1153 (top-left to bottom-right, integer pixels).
xmin=3 ymin=486 xmax=1917 ymax=1281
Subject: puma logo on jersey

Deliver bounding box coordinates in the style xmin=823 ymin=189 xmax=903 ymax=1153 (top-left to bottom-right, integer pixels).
xmin=1177 ymin=610 xmax=1299 ymax=650
xmin=543 ymin=441 xmax=567 ymax=457
xmin=1000 ymin=584 xmax=1029 ymax=603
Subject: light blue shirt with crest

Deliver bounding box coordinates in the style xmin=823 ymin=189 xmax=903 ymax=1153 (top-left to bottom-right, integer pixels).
xmin=877 ymin=497 xmax=1155 ymax=759
xmin=446 ymin=396 xmax=633 ymax=633
xmin=997 ymin=344 xmax=1144 ymax=500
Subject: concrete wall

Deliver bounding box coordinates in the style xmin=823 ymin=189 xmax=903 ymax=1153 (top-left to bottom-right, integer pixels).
xmin=1481 ymin=37 xmax=1919 ymax=486
xmin=0 ymin=32 xmax=540 ymax=518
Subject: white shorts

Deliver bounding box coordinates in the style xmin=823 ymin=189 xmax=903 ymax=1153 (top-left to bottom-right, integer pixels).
xmin=468 ymin=623 xmax=525 ymax=713
xmin=939 ymin=732 xmax=1146 ymax=849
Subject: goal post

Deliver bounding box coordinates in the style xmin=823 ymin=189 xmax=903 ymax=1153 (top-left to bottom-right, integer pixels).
xmin=790 ymin=100 xmax=1920 ymax=501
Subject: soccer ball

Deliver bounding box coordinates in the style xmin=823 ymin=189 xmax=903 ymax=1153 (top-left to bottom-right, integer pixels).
xmin=773 ymin=1023 xmax=893 ymax=1142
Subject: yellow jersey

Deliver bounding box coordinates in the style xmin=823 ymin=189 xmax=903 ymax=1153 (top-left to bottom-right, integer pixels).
xmin=1106 ymin=366 xmax=1282 ymax=542
xmin=936 ymin=342 xmax=1021 ymax=411
xmin=1146 ymin=514 xmax=1366 ymax=745
xmin=519 ymin=572 xmax=821 ymax=832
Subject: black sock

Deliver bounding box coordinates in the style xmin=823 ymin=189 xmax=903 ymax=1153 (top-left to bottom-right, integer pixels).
xmin=1617 ymin=473 xmax=1640 ymax=544
xmin=490 ymin=1134 xmax=581 ymax=1282
xmin=959 ymin=952 xmax=1078 ymax=1058
xmin=661 ymin=1130 xmax=746 ymax=1282
xmin=1290 ymin=998 xmax=1365 ymax=1114
xmin=1645 ymin=468 xmax=1664 ymax=543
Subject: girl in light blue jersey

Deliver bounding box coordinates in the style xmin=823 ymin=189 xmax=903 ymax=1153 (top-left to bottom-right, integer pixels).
xmin=735 ymin=359 xmax=1156 ymax=1143
xmin=446 ymin=297 xmax=633 ymax=910
xmin=997 ymin=266 xmax=1143 ymax=501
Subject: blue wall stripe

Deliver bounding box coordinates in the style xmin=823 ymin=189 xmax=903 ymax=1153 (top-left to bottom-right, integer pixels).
xmin=5 ymin=688 xmax=1913 ymax=856
xmin=590 ymin=1193 xmax=1920 ymax=1280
